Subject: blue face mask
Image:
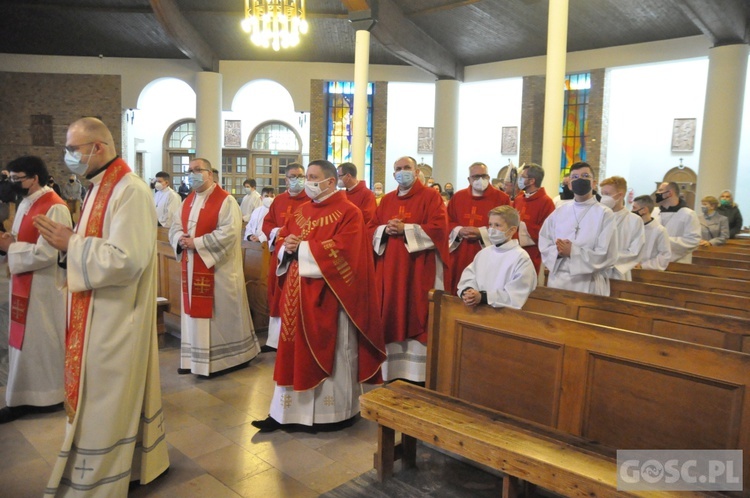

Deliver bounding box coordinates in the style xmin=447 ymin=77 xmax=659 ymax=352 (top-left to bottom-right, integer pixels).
xmin=394 ymin=170 xmax=415 ymax=188
xmin=287 ymin=177 xmax=304 ymax=194
xmin=188 ymin=172 xmax=204 ymax=189
xmin=64 ymin=149 xmax=92 ymax=176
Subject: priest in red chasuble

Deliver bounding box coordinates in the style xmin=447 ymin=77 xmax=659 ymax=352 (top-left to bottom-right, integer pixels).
xmin=261 ymin=163 xmax=309 ymax=351
xmin=446 ymin=162 xmax=510 ymax=293
xmin=372 ymin=156 xmax=450 ymax=383
xmin=512 ymin=163 xmax=555 ymax=272
xmin=252 ymin=160 xmax=385 ymax=432
xmin=169 ymin=158 xmax=260 ymax=376
xmin=337 ymin=161 xmax=376 ymax=224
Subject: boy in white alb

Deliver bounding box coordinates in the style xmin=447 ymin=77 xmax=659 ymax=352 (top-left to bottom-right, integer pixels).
xmin=244 ymin=187 xmax=274 ymax=243
xmin=632 ymin=195 xmax=671 ymax=270
xmin=457 ymin=205 xmax=537 ymax=309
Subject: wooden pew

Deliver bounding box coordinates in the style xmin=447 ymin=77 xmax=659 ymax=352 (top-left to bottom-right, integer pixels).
xmin=666 ymin=262 xmax=750 ymax=281
xmin=156 ymin=227 xmax=181 ymax=330
xmin=610 ymin=279 xmax=750 ymax=320
xmin=696 ymin=249 xmax=750 ymax=262
xmin=631 ymin=268 xmax=750 ymax=298
xmin=361 ymin=291 xmax=750 ymax=496
xmin=242 ymin=240 xmax=270 ymax=331
xmin=524 ymin=286 xmax=750 ymax=352
xmin=693 ymin=255 xmax=750 ymax=271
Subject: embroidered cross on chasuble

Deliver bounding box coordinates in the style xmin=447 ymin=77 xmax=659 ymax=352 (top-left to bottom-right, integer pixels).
xmin=462 ymin=206 xmax=484 ymax=226
xmin=65 ymin=159 xmax=131 ymax=422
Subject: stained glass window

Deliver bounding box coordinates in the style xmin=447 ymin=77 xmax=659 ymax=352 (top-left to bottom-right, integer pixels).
xmin=326 ymin=81 xmax=374 ymax=185
xmin=561 ymin=72 xmax=591 ymax=180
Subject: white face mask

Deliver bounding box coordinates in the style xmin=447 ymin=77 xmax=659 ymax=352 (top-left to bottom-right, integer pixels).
xmin=188 ymin=172 xmax=204 ymax=190
xmin=262 ymin=196 xmax=273 ymax=209
xmin=337 ymin=179 xmax=345 ymax=189
xmin=517 ymin=177 xmax=527 ymax=190
xmin=154 ymin=182 xmax=165 ymax=191
xmin=488 ymin=227 xmax=509 ymax=246
xmin=600 ymin=194 xmax=617 ymax=210
xmin=472 ymin=178 xmax=489 ymax=192
xmin=305 ymin=179 xmax=331 ymax=200
xmin=243 ymin=187 xmax=251 ymax=195
xmin=374 ymin=189 xmax=383 ymax=196
xmin=287 ymin=177 xmax=304 ymax=195
xmin=394 ymin=170 xmax=415 ymax=189
xmin=64 ymin=149 xmax=92 ymax=176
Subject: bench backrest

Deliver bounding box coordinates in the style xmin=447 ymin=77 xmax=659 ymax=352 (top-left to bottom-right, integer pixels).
xmin=609 ymin=279 xmax=750 ymax=320
xmin=242 ymin=240 xmax=270 ymax=331
xmin=426 ymin=290 xmax=750 ymax=489
xmin=524 ymin=286 xmax=750 ymax=352
xmin=667 ymin=261 xmax=750 ymax=281
xmin=696 ymin=248 xmax=750 ymax=260
xmin=693 ymin=255 xmax=750 ymax=271
xmin=631 ymin=268 xmax=750 ymax=297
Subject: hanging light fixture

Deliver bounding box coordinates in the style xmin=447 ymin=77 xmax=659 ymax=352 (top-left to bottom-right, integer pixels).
xmin=241 ymin=0 xmax=309 ymax=52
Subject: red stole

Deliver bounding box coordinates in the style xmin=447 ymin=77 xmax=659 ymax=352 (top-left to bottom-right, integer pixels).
xmin=180 ymin=186 xmax=229 ymax=318
xmin=8 ymin=190 xmax=67 ymax=350
xmin=274 ymin=192 xmax=385 ymax=390
xmin=446 ymin=185 xmax=510 ymax=294
xmin=66 ymin=158 xmax=131 ymax=422
xmin=373 ymin=180 xmax=451 ymax=344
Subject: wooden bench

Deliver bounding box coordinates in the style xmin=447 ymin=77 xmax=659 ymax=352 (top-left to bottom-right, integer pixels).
xmin=666 ymin=262 xmax=750 ymax=281
xmin=610 ymin=279 xmax=750 ymax=320
xmin=693 ymin=255 xmax=750 ymax=271
xmin=696 ymin=247 xmax=750 ymax=260
xmin=361 ymin=291 xmax=750 ymax=496
xmin=523 ymin=286 xmax=750 ymax=352
xmin=242 ymin=239 xmax=270 ymax=332
xmin=631 ymin=268 xmax=750 ymax=298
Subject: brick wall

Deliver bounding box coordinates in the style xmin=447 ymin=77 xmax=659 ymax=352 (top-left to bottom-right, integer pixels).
xmin=0 ymin=72 xmax=122 ymax=182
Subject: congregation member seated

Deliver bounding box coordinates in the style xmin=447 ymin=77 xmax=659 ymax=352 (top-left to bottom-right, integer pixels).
xmin=457 ymin=205 xmax=537 ymax=309
xmin=698 ymin=195 xmax=729 ymax=247
xmin=717 ymin=189 xmax=743 ymax=239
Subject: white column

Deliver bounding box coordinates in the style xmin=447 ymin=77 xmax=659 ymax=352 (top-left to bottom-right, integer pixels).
xmin=434 ymin=79 xmax=460 ymax=185
xmin=195 ymin=71 xmax=223 ymax=183
xmin=352 ymin=30 xmax=370 ymax=180
xmin=540 ymin=0 xmax=569 ymax=194
xmin=696 ymin=43 xmax=749 ymax=202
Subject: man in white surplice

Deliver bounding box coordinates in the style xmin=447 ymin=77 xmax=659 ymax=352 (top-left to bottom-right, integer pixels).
xmin=599 ymin=176 xmax=644 ymax=281
xmin=153 ymin=170 xmax=181 ymax=228
xmin=539 ymin=162 xmax=618 ymax=296
xmin=652 ymin=181 xmax=701 ymax=263
xmin=0 ymin=156 xmax=71 ymax=424
xmin=240 ymin=178 xmax=262 ymax=223
xmin=170 ymin=158 xmax=260 ymax=377
xmin=35 ymin=117 xmax=169 ymax=496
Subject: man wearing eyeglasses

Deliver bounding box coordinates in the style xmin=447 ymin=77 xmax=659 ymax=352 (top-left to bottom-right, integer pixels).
xmin=0 ymin=156 xmax=70 ymax=425
xmin=35 ymin=117 xmax=169 ymax=495
xmin=169 ymin=158 xmax=260 ymax=376
xmin=446 ymin=162 xmax=510 ymax=294
xmin=539 ymin=161 xmax=618 ymax=296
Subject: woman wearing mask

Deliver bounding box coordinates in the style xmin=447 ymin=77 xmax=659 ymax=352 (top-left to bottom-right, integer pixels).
xmin=716 ymin=190 xmax=743 ymax=239
xmin=698 ymin=196 xmax=729 ymax=247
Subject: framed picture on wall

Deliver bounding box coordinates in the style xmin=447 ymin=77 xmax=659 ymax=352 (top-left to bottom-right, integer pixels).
xmin=224 ymin=120 xmax=241 ymax=147
xmin=671 ymin=118 xmax=696 ymax=152
xmin=418 ymin=127 xmax=434 ymax=154
xmin=501 ymin=126 xmax=518 ymax=155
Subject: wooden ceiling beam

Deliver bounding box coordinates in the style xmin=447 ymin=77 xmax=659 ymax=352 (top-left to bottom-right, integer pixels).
xmin=150 ymin=0 xmax=219 ymax=72
xmin=676 ymin=0 xmax=749 ymax=45
xmin=345 ymin=0 xmax=464 ymax=80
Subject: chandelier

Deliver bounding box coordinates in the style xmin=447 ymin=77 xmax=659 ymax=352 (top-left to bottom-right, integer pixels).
xmin=241 ymin=0 xmax=309 ymax=52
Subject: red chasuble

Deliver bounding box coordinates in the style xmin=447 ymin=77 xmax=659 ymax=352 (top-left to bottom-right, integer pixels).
xmin=373 ymin=180 xmax=451 ymax=345
xmin=274 ymin=191 xmax=386 ymax=391
xmin=9 ymin=190 xmax=67 ymax=350
xmin=180 ymin=186 xmax=229 ymax=318
xmin=446 ymin=185 xmax=510 ymax=293
xmin=261 ymin=191 xmax=310 ymax=318
xmin=513 ymin=187 xmax=555 ymax=272
xmin=345 ymin=180 xmax=377 ymax=225
xmin=66 ymin=158 xmax=130 ymax=421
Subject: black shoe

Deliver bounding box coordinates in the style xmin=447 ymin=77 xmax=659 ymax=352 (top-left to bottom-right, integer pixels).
xmin=312 ymin=416 xmax=358 ymax=432
xmin=177 ymin=368 xmax=191 ymax=375
xmin=0 ymin=405 xmax=30 ymax=424
xmin=260 ymin=345 xmax=277 ymax=353
xmin=251 ymin=415 xmax=282 ymax=433
xmin=35 ymin=402 xmax=64 ymax=414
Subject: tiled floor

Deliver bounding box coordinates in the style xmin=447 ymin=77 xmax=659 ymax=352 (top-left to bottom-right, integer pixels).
xmin=0 ymin=332 xmax=506 ymax=497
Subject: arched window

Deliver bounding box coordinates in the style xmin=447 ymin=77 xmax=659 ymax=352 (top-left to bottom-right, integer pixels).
xmin=248 ymin=121 xmax=301 ymax=194
xmin=163 ymin=119 xmax=196 ymax=188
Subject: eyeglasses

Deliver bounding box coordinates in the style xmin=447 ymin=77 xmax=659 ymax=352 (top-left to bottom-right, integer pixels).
xmin=569 ymin=173 xmax=592 ymax=180
xmin=9 ymin=175 xmax=29 ymax=183
xmin=469 ymin=174 xmax=490 ymax=181
xmin=64 ymin=141 xmax=106 ymax=154
xmin=189 ymin=168 xmax=210 ymax=174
